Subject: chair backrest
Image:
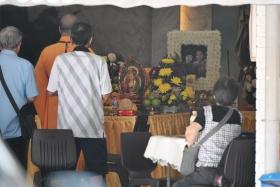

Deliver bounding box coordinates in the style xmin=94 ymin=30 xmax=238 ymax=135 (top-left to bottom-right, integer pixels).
xmin=223 ymin=133 xmax=255 ymax=187
xmin=120 ymin=132 xmax=156 ymax=172
xmin=31 ymin=129 xmax=77 ymax=174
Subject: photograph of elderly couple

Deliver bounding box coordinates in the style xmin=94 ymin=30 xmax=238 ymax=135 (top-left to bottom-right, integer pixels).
xmin=181 ymin=44 xmax=207 ymax=79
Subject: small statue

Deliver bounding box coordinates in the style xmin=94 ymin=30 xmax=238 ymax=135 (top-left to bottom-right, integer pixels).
xmin=123 ymin=66 xmax=141 ymax=96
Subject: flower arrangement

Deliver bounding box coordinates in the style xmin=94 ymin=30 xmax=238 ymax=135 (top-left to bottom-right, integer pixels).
xmin=103 ymin=52 xmax=124 ymax=93
xmin=144 ymin=57 xmax=195 ymax=110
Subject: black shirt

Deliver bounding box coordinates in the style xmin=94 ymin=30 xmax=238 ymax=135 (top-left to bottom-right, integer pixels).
xmin=194 ymin=105 xmax=241 ymax=130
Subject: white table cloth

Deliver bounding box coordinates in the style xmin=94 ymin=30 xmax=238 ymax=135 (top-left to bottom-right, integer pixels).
xmin=144 ymin=135 xmax=187 ymax=171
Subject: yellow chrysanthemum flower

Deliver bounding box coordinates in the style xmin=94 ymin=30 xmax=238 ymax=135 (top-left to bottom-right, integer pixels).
xmin=169 ymin=94 xmax=176 ymax=101
xmin=180 ymin=87 xmax=195 ymax=98
xmin=159 ymin=68 xmax=173 ymax=77
xmin=186 ymin=87 xmax=195 ymax=98
xmin=153 ymin=78 xmax=163 ymax=87
xmin=184 ymin=87 xmax=195 ymax=98
xmin=171 ymin=77 xmax=182 ymax=86
xmin=158 ymin=83 xmax=171 ymax=93
xmin=161 ymin=58 xmax=175 ymax=64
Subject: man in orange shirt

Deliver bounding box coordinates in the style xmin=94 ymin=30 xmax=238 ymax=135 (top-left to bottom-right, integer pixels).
xmin=34 ymin=14 xmax=77 ymax=129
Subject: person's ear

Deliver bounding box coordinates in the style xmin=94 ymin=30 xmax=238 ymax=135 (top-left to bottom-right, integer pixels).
xmin=15 ymin=42 xmax=21 ymax=54
xmin=89 ymin=37 xmax=93 ymax=45
xmin=85 ymin=37 xmax=93 ymax=48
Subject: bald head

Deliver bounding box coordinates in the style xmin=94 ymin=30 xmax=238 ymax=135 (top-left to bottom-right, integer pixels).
xmin=59 ymin=14 xmax=78 ymax=35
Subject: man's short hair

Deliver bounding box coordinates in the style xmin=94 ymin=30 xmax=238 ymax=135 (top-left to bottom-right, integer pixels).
xmin=59 ymin=14 xmax=78 ymax=35
xmin=213 ymin=77 xmax=240 ymax=106
xmin=0 ymin=26 xmax=22 ymax=50
xmin=71 ymin=22 xmax=93 ymax=46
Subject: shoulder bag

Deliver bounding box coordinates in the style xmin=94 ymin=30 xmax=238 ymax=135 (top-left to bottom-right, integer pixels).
xmin=180 ymin=108 xmax=234 ymax=176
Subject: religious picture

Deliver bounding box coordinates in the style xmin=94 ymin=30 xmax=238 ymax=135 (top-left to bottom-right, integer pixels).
xmin=181 ymin=44 xmax=207 ymax=79
xmin=119 ymin=58 xmax=145 ymax=102
xmin=123 ymin=66 xmax=141 ymax=95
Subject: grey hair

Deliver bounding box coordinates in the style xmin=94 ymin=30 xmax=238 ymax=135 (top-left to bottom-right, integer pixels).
xmin=0 ymin=26 xmax=22 ymax=50
xmin=213 ymin=76 xmax=240 ymax=106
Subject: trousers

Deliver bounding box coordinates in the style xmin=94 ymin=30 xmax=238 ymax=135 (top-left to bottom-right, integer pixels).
xmin=5 ymin=136 xmax=29 ymax=170
xmin=173 ymin=167 xmax=218 ymax=187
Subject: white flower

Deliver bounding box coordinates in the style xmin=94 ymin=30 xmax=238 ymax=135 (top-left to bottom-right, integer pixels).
xmin=117 ymin=61 xmax=125 ymax=67
xmin=108 ymin=53 xmax=117 ymax=62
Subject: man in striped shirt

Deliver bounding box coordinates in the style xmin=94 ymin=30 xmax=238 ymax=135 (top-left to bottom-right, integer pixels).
xmin=47 ymin=22 xmax=112 ymax=176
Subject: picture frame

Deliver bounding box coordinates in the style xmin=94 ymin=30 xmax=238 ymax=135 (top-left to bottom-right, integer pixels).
xmin=119 ymin=57 xmax=146 ymax=103
xmin=167 ymin=30 xmax=221 ymax=91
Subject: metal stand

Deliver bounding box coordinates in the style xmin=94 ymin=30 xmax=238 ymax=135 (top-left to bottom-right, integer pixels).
xmin=166 ymin=164 xmax=171 ymax=187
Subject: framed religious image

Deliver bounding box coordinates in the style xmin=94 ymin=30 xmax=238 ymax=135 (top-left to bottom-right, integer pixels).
xmin=167 ymin=30 xmax=221 ymax=91
xmin=119 ymin=57 xmax=146 ymax=103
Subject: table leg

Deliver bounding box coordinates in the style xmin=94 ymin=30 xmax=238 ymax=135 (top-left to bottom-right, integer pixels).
xmin=166 ymin=164 xmax=171 ymax=187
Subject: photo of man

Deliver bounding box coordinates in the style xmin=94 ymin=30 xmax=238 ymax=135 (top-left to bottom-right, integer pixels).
xmin=181 ymin=44 xmax=207 ymax=79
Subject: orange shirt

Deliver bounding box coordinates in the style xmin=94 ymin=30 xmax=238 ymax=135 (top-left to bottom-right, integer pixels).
xmin=34 ymin=36 xmax=75 ymax=129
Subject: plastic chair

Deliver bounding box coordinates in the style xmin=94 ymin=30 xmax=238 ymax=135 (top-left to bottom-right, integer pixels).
xmin=120 ymin=132 xmax=160 ymax=187
xmin=31 ymin=129 xmax=77 ymax=187
xmin=107 ymin=153 xmax=129 ymax=187
xmin=106 ymin=114 xmax=150 ymax=187
xmin=189 ymin=133 xmax=255 ymax=187
xmin=222 ymin=132 xmax=255 ymax=187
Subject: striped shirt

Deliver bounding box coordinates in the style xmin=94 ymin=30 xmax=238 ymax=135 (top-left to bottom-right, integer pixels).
xmin=47 ymin=51 xmax=112 ymax=138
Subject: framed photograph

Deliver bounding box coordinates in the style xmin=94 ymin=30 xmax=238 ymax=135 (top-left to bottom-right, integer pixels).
xmin=119 ymin=57 xmax=146 ymax=102
xmin=167 ymin=30 xmax=221 ymax=91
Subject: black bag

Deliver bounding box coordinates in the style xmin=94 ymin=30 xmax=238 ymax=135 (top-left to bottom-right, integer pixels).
xmin=0 ymin=66 xmax=37 ymax=139
xmin=19 ymin=103 xmax=37 ymax=139
xmin=180 ymin=108 xmax=234 ymax=176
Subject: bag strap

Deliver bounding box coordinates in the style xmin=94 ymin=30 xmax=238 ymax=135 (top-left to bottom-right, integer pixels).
xmin=0 ymin=66 xmax=21 ymax=116
xmin=197 ymin=108 xmax=234 ymax=145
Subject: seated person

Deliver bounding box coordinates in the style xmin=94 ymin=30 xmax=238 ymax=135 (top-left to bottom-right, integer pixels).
xmin=173 ymin=77 xmax=241 ymax=187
